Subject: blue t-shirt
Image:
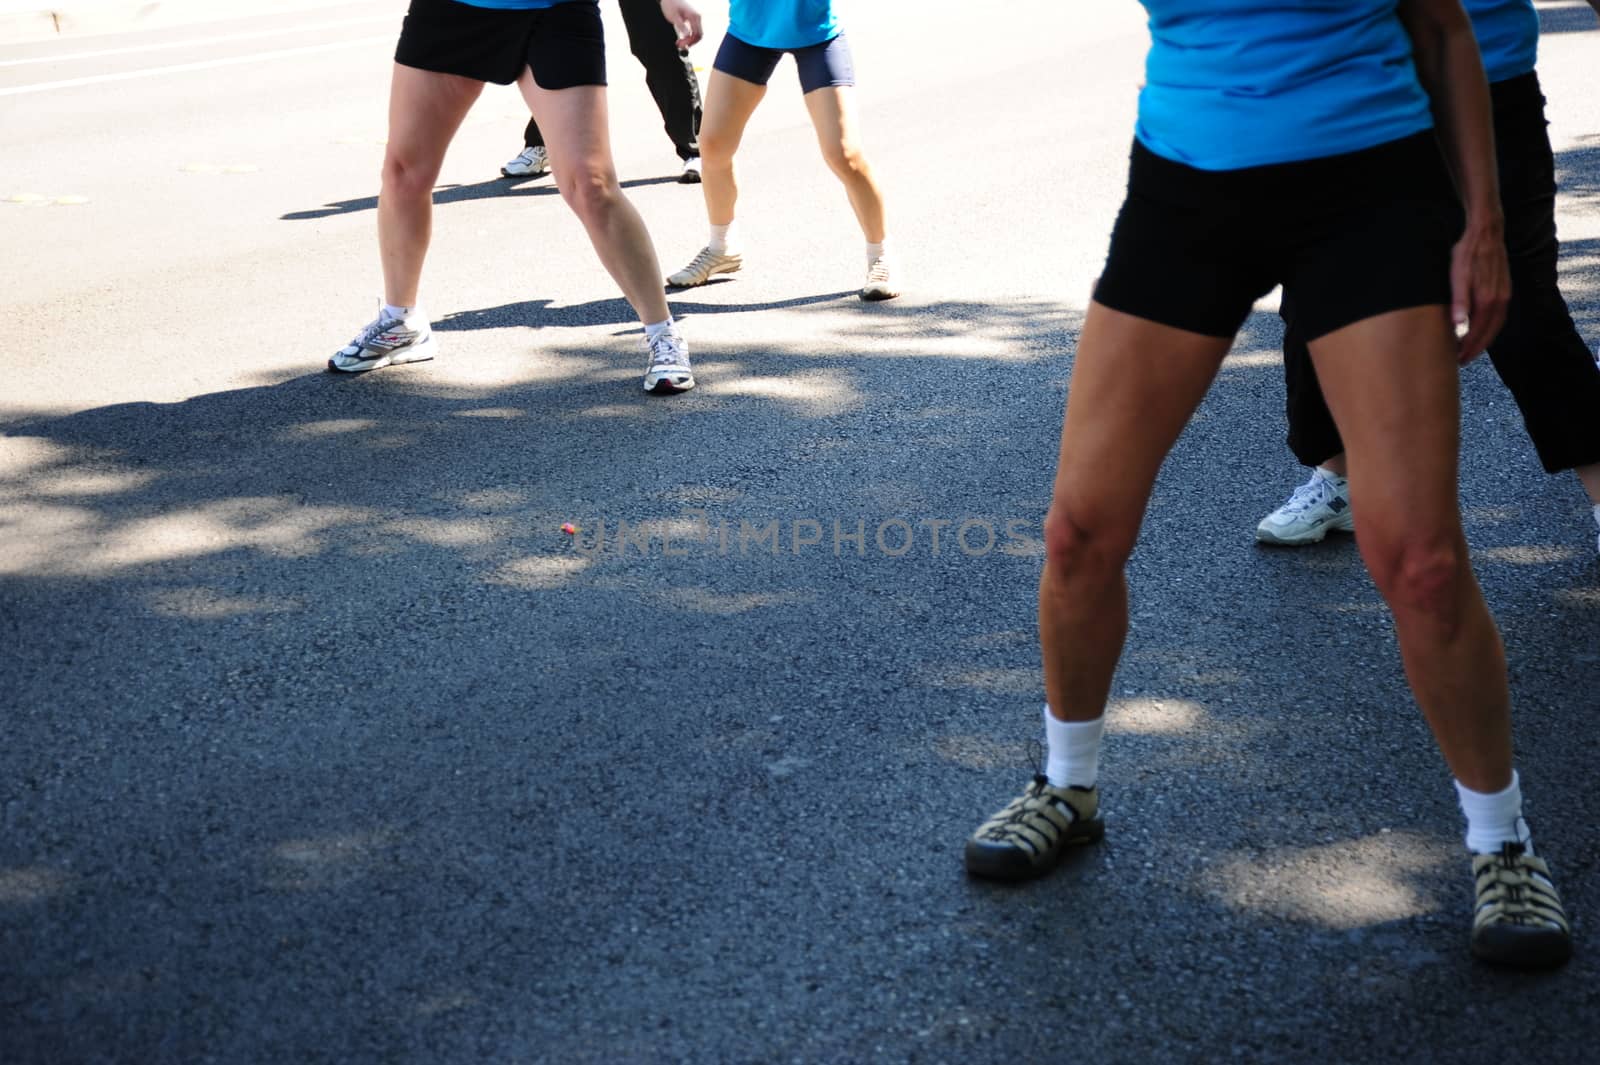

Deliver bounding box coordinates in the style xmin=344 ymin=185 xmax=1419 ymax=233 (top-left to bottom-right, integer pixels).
xmin=1466 ymin=0 xmax=1538 ymax=83
xmin=729 ymin=0 xmax=838 ymax=50
xmin=455 ymin=0 xmax=582 ymax=9
xmin=1135 ymin=1 xmax=1434 ymax=171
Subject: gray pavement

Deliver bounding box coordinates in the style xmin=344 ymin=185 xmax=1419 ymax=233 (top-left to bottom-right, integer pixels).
xmin=3 ymin=3 xmax=1600 ymax=1062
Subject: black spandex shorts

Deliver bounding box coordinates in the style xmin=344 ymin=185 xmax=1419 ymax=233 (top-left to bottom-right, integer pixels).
xmin=712 ymin=31 xmax=855 ymax=93
xmin=394 ymin=0 xmax=606 ymax=89
xmin=1094 ymin=131 xmax=1462 ymax=342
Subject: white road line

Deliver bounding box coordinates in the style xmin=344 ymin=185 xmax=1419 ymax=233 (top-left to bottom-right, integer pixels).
xmin=0 ymin=15 xmax=394 ymax=68
xmin=0 ymin=35 xmax=390 ymax=96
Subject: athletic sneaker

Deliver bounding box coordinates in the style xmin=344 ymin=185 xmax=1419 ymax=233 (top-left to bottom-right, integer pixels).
xmin=328 ymin=307 xmax=436 ymax=374
xmin=1256 ymin=467 xmax=1354 ymax=545
xmin=860 ymin=256 xmax=899 ymax=301
xmin=965 ymin=774 xmax=1104 ymax=881
xmin=667 ymin=247 xmax=742 ymax=288
xmin=679 ymin=156 xmax=703 ymax=184
xmin=502 ymin=145 xmax=550 ymax=178
xmin=642 ymin=327 xmax=694 ymax=394
xmin=1469 ymin=841 xmax=1572 ymax=968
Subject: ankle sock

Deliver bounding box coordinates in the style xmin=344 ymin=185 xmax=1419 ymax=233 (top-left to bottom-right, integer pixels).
xmin=382 ymin=303 xmax=415 ymax=323
xmin=1315 ymin=465 xmax=1346 ymax=485
xmin=1043 ymin=704 xmax=1104 ymax=790
xmin=643 ymin=318 xmax=675 ymax=341
xmin=1456 ymin=771 xmax=1533 ymax=854
xmin=709 ymin=222 xmax=738 ymax=256
xmin=866 ymin=240 xmax=888 ymax=264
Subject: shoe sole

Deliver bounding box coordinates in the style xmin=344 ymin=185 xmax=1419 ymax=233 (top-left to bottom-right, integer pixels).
xmin=860 ymin=288 xmax=900 ymax=302
xmin=667 ymin=262 xmax=741 ymax=288
xmin=327 ymin=335 xmax=437 ymax=374
xmin=1471 ymin=926 xmax=1573 ymax=969
xmin=678 ymin=172 xmax=702 ymax=185
xmin=964 ymin=819 xmax=1105 ymax=882
xmin=643 ymin=374 xmax=695 ymax=395
xmin=1255 ymin=515 xmax=1355 ymax=546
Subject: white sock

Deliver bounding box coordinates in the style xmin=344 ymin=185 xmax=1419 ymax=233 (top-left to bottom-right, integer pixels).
xmin=1315 ymin=465 xmax=1346 ymax=485
xmin=381 ymin=303 xmax=415 ymax=323
xmin=1043 ymin=704 xmax=1104 ymax=790
xmin=709 ymin=222 xmax=738 ymax=256
xmin=866 ymin=240 xmax=888 ymax=264
xmin=643 ymin=318 xmax=675 ymax=341
xmin=1455 ymin=771 xmax=1533 ymax=854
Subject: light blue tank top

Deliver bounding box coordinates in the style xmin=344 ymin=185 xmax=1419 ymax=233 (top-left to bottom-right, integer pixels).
xmin=1465 ymin=0 xmax=1538 ymax=83
xmin=729 ymin=0 xmax=838 ymax=50
xmin=1135 ymin=1 xmax=1434 ymax=171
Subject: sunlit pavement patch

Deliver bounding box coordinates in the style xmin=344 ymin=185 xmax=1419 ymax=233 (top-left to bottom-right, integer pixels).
xmin=180 ymin=163 xmax=260 ymax=174
xmin=5 ymin=192 xmax=91 ymax=206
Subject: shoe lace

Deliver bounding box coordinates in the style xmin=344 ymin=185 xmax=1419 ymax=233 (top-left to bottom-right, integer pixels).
xmin=1278 ymin=474 xmax=1333 ymax=516
xmin=349 ymin=314 xmax=395 ymax=349
xmin=866 ymin=257 xmax=891 ymax=284
xmin=1477 ymin=842 xmax=1564 ymax=927
xmin=647 ymin=330 xmax=685 ymax=368
xmin=685 ymin=247 xmax=722 ymax=275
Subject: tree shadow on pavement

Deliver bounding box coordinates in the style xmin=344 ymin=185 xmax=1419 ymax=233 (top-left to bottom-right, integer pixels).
xmin=2 ymin=300 xmax=1597 ymax=1063
xmin=279 ymin=174 xmax=679 ymax=222
xmin=1538 ymin=1 xmax=1600 ymax=33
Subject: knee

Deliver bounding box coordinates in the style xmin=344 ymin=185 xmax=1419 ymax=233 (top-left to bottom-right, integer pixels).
xmin=821 ymin=141 xmax=867 ymax=178
xmin=1368 ymin=536 xmax=1468 ymax=619
xmin=559 ymin=167 xmax=621 ymax=220
xmin=697 ymin=129 xmax=737 ymax=164
xmin=381 ymin=151 xmax=435 ymax=200
xmin=1042 ymin=503 xmax=1129 ymax=586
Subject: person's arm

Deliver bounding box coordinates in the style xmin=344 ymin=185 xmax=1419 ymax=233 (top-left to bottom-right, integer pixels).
xmin=659 ymin=0 xmax=703 ymax=48
xmin=1397 ymin=0 xmax=1509 ymax=362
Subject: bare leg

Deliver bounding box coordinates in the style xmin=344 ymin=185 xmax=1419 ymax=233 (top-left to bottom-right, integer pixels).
xmin=1309 ymin=306 xmax=1511 ymax=791
xmin=519 ymin=75 xmax=670 ymax=324
xmin=802 ymin=85 xmax=888 ymax=243
xmin=696 ymin=69 xmax=766 ymax=227
xmin=1574 ymin=462 xmax=1600 ymax=505
xmin=379 ymin=65 xmax=485 ymax=307
xmin=1040 ymin=304 xmax=1232 ymax=721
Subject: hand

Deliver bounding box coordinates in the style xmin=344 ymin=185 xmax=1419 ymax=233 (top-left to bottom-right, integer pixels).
xmin=659 ymin=0 xmax=703 ymax=48
xmin=1449 ymin=216 xmax=1509 ymax=364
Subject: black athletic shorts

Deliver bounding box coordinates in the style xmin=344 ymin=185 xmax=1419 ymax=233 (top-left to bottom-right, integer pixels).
xmin=712 ymin=31 xmax=855 ymax=93
xmin=1094 ymin=131 xmax=1461 ymax=342
xmin=394 ymin=0 xmax=607 ymax=89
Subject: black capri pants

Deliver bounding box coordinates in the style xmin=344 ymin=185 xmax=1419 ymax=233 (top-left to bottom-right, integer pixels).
xmin=1282 ymin=71 xmax=1600 ymax=473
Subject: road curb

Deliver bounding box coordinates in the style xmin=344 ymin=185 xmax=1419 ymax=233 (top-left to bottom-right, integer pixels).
xmin=0 ymin=0 xmax=344 ymax=44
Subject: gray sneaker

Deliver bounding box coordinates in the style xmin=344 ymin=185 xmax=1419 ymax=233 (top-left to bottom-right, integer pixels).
xmin=1256 ymin=468 xmax=1353 ymax=545
xmin=329 ymin=309 xmax=436 ymax=373
xmin=667 ymin=246 xmax=742 ymax=288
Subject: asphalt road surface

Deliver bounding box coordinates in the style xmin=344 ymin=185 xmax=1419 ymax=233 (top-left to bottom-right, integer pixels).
xmin=3 ymin=2 xmax=1600 ymax=1062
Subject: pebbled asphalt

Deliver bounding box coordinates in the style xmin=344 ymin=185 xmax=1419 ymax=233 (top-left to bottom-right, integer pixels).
xmin=2 ymin=3 xmax=1599 ymax=1063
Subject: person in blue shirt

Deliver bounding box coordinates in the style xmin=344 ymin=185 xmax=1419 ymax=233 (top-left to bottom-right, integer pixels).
xmin=962 ymin=0 xmax=1572 ymax=970
xmin=663 ymin=0 xmax=900 ymax=301
xmin=1257 ymin=0 xmax=1600 ymax=558
xmin=328 ymin=0 xmax=705 ymax=395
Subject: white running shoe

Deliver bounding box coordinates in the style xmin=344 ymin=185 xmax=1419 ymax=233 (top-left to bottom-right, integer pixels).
xmin=1256 ymin=468 xmax=1354 ymax=545
xmin=679 ymin=156 xmax=703 ymax=184
xmin=501 ymin=146 xmax=550 ymax=178
xmin=642 ymin=327 xmax=694 ymax=395
xmin=860 ymin=256 xmax=900 ymax=301
xmin=329 ymin=306 xmax=436 ymax=374
xmin=667 ymin=246 xmax=742 ymax=288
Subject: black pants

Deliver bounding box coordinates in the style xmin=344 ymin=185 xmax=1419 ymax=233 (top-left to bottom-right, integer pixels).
xmin=523 ymin=0 xmax=702 ymax=159
xmin=1283 ymin=71 xmax=1600 ymax=473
